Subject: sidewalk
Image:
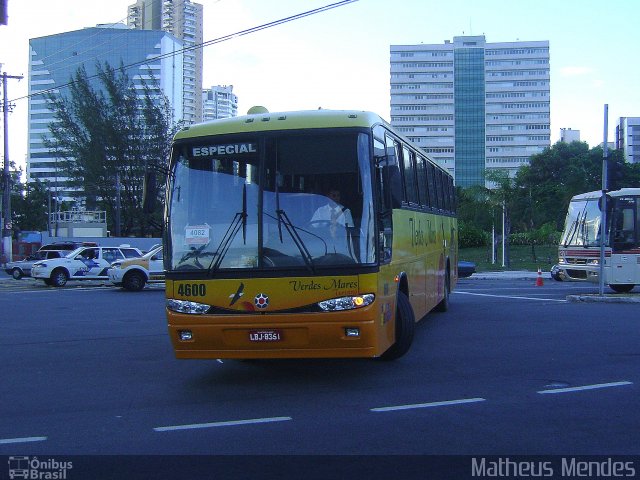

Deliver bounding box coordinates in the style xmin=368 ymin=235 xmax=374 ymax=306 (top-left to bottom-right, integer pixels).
xmin=465 ymin=270 xmax=540 ymax=280
xmin=461 ymin=270 xmax=640 ymax=303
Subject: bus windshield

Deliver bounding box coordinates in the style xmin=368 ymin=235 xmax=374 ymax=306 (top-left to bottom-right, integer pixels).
xmin=560 ymin=198 xmax=602 ymax=247
xmin=167 ymin=132 xmax=376 ymax=272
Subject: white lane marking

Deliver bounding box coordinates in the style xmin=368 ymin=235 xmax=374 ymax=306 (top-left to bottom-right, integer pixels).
xmin=538 ymin=381 xmax=633 ymax=395
xmin=0 ymin=436 xmax=47 ymax=445
xmin=456 ymin=291 xmax=567 ymax=302
xmin=371 ymin=397 xmax=486 ymax=412
xmin=1 ymin=286 xmax=112 ymax=293
xmin=154 ymin=416 xmax=292 ymax=432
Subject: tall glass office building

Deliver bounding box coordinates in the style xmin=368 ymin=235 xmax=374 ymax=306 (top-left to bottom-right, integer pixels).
xmin=390 ymin=35 xmax=550 ymax=187
xmin=27 ymin=24 xmax=184 ymax=198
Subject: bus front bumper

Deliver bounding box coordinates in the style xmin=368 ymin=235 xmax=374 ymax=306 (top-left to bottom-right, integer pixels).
xmin=166 ymin=307 xmax=386 ymax=359
xmin=556 ymin=264 xmax=600 ymax=283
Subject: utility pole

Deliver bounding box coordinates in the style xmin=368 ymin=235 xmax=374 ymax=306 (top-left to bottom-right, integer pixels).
xmin=2 ymin=71 xmax=23 ymax=264
xmin=598 ymin=104 xmax=609 ymax=296
xmin=115 ymin=172 xmax=121 ymax=237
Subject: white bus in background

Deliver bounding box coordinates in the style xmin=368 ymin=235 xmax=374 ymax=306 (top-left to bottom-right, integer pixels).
xmin=557 ymin=188 xmax=640 ymax=293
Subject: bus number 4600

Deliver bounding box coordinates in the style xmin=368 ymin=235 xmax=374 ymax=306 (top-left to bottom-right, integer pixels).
xmin=178 ymin=283 xmax=206 ymax=297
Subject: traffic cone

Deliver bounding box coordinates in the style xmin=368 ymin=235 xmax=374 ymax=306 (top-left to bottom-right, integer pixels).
xmin=536 ymin=268 xmax=544 ymax=286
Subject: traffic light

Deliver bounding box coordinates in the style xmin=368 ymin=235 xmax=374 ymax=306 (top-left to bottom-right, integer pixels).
xmin=606 ymin=158 xmax=625 ymax=191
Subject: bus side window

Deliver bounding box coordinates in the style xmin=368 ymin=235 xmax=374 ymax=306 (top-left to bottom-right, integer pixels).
xmin=384 ymin=134 xmax=403 ymax=209
xmin=448 ymin=176 xmax=456 ymax=214
xmin=416 ymin=155 xmax=429 ymax=209
xmin=401 ymin=146 xmax=418 ymax=205
xmin=442 ymin=175 xmax=451 ymax=213
xmin=435 ymin=169 xmax=444 ymax=210
xmin=427 ymin=163 xmax=437 ymax=211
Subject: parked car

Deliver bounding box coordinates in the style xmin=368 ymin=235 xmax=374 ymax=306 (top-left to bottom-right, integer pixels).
xmin=4 ymin=250 xmax=66 ymax=279
xmin=458 ymin=260 xmax=476 ymax=278
xmin=108 ymin=245 xmax=164 ymax=291
xmin=31 ymin=245 xmax=142 ymax=287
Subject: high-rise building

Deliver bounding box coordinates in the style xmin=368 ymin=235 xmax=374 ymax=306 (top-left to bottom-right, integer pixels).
xmin=616 ymin=117 xmax=640 ymax=164
xmin=128 ymin=0 xmax=203 ymax=123
xmin=390 ymin=35 xmax=550 ymax=187
xmin=560 ymin=128 xmax=581 ymax=143
xmin=202 ymin=85 xmax=238 ymax=121
xmin=27 ymin=24 xmax=184 ymax=198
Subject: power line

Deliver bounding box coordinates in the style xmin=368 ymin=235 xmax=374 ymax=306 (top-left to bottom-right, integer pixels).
xmin=11 ymin=0 xmax=358 ymax=104
xmin=32 ymin=0 xmax=197 ymax=79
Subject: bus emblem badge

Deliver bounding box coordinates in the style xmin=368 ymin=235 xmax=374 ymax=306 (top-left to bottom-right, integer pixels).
xmin=254 ymin=293 xmax=269 ymax=309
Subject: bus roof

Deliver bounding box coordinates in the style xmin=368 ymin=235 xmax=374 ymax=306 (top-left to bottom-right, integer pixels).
xmin=174 ymin=109 xmax=390 ymax=140
xmin=571 ymin=188 xmax=640 ymax=201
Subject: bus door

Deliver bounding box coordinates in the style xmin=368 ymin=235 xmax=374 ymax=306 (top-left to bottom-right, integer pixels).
xmin=610 ymin=197 xmax=639 ymax=285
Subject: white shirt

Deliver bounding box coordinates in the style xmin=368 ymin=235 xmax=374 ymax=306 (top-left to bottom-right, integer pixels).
xmin=311 ymin=203 xmax=354 ymax=227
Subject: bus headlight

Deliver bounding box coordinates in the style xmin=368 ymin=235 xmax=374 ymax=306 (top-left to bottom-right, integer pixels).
xmin=167 ymin=299 xmax=210 ymax=314
xmin=317 ymin=294 xmax=375 ymax=311
xmin=587 ymin=259 xmax=599 ymax=265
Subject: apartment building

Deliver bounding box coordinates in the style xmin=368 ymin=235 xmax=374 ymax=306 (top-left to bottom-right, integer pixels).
xmin=616 ymin=117 xmax=640 ymax=164
xmin=202 ymin=85 xmax=238 ymax=121
xmin=128 ymin=0 xmax=203 ymax=123
xmin=390 ymin=35 xmax=550 ymax=187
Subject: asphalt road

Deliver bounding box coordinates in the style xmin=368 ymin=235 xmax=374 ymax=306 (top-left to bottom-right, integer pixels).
xmin=0 ymin=276 xmax=638 ymax=476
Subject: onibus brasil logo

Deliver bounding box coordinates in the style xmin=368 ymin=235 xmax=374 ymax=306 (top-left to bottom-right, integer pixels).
xmin=8 ymin=456 xmax=73 ymax=479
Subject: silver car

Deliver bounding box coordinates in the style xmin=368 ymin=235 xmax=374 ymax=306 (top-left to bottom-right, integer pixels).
xmin=4 ymin=250 xmax=66 ymax=279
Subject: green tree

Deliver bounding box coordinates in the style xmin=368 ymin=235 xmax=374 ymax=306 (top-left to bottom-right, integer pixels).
xmin=44 ymin=62 xmax=178 ymax=236
xmin=514 ymin=142 xmax=632 ymax=231
xmin=11 ymin=178 xmax=49 ymax=232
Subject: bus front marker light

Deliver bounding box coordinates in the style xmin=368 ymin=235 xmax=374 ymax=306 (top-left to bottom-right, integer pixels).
xmin=179 ymin=330 xmax=193 ymax=341
xmin=345 ymin=328 xmax=360 ymax=337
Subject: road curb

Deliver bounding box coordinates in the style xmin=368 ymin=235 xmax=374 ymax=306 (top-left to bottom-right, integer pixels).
xmin=566 ymin=294 xmax=640 ymax=304
xmin=463 ymin=271 xmax=541 ymax=280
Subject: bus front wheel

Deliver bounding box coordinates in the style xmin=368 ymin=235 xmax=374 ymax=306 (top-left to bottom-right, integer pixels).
xmin=380 ymin=291 xmax=415 ymax=361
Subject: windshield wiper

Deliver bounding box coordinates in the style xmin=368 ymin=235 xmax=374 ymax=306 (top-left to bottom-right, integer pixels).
xmin=274 ymin=209 xmax=316 ymax=273
xmin=207 ymin=184 xmax=248 ymax=275
xmin=564 ymin=206 xmax=587 ymax=247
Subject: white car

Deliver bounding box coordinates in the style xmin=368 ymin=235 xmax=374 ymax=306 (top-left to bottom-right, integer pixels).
xmin=31 ymin=245 xmax=143 ymax=287
xmin=108 ymin=245 xmax=164 ymax=291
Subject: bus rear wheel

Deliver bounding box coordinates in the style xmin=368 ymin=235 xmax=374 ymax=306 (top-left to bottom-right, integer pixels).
xmin=380 ymin=291 xmax=415 ymax=361
xmin=609 ymin=284 xmax=635 ymax=293
xmin=434 ymin=267 xmax=450 ymax=312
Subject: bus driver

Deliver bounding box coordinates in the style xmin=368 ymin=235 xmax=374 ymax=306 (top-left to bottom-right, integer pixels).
xmin=310 ymin=188 xmax=354 ymax=234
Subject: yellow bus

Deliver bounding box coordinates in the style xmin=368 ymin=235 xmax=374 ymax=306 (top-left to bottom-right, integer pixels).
xmin=163 ymin=108 xmax=457 ymax=360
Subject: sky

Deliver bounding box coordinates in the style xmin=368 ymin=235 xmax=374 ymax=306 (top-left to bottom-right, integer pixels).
xmin=1 ymin=0 xmax=640 ymax=175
